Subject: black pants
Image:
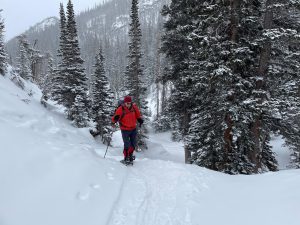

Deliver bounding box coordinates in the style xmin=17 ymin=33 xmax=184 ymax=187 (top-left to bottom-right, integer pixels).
xmin=121 ymin=128 xmax=137 ymax=157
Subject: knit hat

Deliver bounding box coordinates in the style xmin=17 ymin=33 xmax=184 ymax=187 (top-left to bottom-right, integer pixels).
xmin=124 ymin=96 xmax=132 ymax=103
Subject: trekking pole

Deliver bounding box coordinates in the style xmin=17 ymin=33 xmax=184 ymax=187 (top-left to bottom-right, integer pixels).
xmin=136 ymin=123 xmax=143 ymax=152
xmin=103 ymin=143 xmax=109 ymax=158
xmin=103 ymin=128 xmax=115 ymax=158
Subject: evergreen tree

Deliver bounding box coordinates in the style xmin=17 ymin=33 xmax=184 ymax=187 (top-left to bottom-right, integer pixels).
xmin=261 ymin=0 xmax=300 ymax=168
xmin=125 ymin=0 xmax=148 ymax=149
xmin=52 ymin=3 xmax=68 ymax=105
xmin=163 ymin=0 xmax=278 ymax=173
xmin=15 ymin=35 xmax=43 ymax=83
xmin=125 ymin=0 xmax=144 ymax=106
xmin=28 ymin=40 xmax=43 ymax=83
xmin=15 ymin=34 xmax=32 ymax=81
xmin=41 ymin=53 xmax=55 ymax=107
xmin=161 ymin=0 xmax=202 ymax=163
xmin=64 ymin=0 xmax=89 ymax=127
xmin=54 ymin=0 xmax=90 ymax=127
xmin=90 ymin=47 xmax=114 ymax=144
xmin=0 ymin=11 xmax=7 ymax=76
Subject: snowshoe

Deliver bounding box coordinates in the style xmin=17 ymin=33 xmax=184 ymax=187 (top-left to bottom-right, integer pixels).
xmin=120 ymin=159 xmax=133 ymax=166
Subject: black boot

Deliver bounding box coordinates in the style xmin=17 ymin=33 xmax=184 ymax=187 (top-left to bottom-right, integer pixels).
xmin=125 ymin=156 xmax=131 ymax=164
xmin=129 ymin=153 xmax=135 ymax=162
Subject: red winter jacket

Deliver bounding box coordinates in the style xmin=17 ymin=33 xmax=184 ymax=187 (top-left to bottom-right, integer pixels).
xmin=112 ymin=103 xmax=142 ymax=130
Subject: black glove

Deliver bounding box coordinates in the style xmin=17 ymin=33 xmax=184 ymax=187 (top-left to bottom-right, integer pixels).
xmin=137 ymin=118 xmax=144 ymax=127
xmin=113 ymin=115 xmax=120 ymax=123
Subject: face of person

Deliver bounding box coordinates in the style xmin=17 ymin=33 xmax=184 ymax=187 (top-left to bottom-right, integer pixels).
xmin=124 ymin=102 xmax=131 ymax=107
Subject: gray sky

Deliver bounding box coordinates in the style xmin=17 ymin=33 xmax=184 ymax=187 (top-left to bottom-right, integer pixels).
xmin=1 ymin=0 xmax=105 ymax=41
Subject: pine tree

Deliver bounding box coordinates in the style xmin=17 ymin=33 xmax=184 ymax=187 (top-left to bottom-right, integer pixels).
xmin=52 ymin=3 xmax=68 ymax=105
xmin=41 ymin=53 xmax=55 ymax=107
xmin=64 ymin=0 xmax=89 ymax=127
xmin=163 ymin=0 xmax=278 ymax=173
xmin=90 ymin=47 xmax=114 ymax=144
xmin=53 ymin=1 xmax=90 ymax=127
xmin=0 ymin=11 xmax=7 ymax=76
xmin=125 ymin=0 xmax=144 ymax=106
xmin=125 ymin=0 xmax=148 ymax=149
xmin=29 ymin=40 xmax=43 ymax=83
xmin=161 ymin=0 xmax=202 ymax=163
xmin=152 ymin=28 xmax=171 ymax=132
xmin=261 ymin=0 xmax=300 ymax=168
xmin=15 ymin=34 xmax=32 ymax=81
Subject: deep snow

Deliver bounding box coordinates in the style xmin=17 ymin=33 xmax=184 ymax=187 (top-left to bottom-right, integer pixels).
xmin=0 ymin=73 xmax=299 ymax=225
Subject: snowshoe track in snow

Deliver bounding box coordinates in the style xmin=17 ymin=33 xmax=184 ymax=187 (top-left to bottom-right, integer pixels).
xmin=107 ymin=159 xmax=208 ymax=225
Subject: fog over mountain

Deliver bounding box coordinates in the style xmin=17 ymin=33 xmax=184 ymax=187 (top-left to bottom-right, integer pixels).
xmin=2 ymin=0 xmax=106 ymax=41
xmin=5 ymin=0 xmax=169 ymax=92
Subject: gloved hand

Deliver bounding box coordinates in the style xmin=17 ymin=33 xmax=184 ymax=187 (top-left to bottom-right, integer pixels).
xmin=137 ymin=118 xmax=144 ymax=127
xmin=113 ymin=115 xmax=120 ymax=123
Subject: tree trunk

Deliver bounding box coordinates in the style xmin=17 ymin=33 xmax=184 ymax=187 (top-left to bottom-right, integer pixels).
xmin=223 ymin=0 xmax=240 ymax=156
xmin=183 ymin=110 xmax=191 ymax=164
xmin=161 ymin=80 xmax=166 ymax=112
xmin=155 ymin=33 xmax=161 ymax=118
xmin=251 ymin=0 xmax=274 ymax=171
xmin=229 ymin=0 xmax=240 ymax=43
xmin=258 ymin=0 xmax=273 ymax=77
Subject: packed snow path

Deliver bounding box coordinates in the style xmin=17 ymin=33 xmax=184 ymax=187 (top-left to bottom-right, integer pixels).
xmin=1 ymin=74 xmax=300 ymax=225
xmin=106 ymin=160 xmax=202 ymax=225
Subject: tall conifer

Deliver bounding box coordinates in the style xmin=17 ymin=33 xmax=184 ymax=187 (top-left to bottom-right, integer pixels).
xmin=54 ymin=0 xmax=89 ymax=127
xmin=65 ymin=0 xmax=89 ymax=127
xmin=0 ymin=11 xmax=7 ymax=76
xmin=262 ymin=0 xmax=300 ymax=168
xmin=52 ymin=3 xmax=68 ymax=105
xmin=90 ymin=47 xmax=114 ymax=143
xmin=15 ymin=35 xmax=32 ymax=81
xmin=125 ymin=0 xmax=148 ymax=149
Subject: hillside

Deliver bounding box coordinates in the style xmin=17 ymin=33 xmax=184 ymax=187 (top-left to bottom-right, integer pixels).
xmin=0 ymin=68 xmax=300 ymax=225
xmin=5 ymin=0 xmax=169 ymax=83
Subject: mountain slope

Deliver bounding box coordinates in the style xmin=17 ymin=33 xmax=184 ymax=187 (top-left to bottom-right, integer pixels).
xmin=0 ymin=72 xmax=300 ymax=225
xmin=5 ymin=0 xmax=169 ymax=83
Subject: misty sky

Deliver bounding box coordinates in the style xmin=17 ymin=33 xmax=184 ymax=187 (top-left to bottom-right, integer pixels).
xmin=1 ymin=0 xmax=105 ymax=41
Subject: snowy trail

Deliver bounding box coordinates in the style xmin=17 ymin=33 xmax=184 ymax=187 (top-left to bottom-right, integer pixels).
xmin=105 ymin=157 xmax=209 ymax=225
xmin=105 ymin=131 xmax=193 ymax=224
xmin=105 ymin=168 xmax=130 ymax=225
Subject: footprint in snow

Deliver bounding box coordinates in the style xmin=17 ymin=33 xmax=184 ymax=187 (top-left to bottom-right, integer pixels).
xmin=106 ymin=172 xmax=115 ymax=180
xmin=90 ymin=183 xmax=101 ymax=189
xmin=77 ymin=189 xmax=90 ymax=200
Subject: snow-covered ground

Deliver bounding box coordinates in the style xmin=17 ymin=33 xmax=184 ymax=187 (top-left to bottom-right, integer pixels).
xmin=0 ymin=74 xmax=299 ymax=225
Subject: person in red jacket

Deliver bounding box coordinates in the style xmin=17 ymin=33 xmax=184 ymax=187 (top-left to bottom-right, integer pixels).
xmin=112 ymin=96 xmax=143 ymax=164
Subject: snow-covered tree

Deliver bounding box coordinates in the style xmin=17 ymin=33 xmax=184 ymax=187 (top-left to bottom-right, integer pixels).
xmin=261 ymin=0 xmax=300 ymax=168
xmin=161 ymin=0 xmax=202 ymax=163
xmin=125 ymin=0 xmax=148 ymax=149
xmin=64 ymin=0 xmax=89 ymax=127
xmin=53 ymin=0 xmax=89 ymax=127
xmin=90 ymin=47 xmax=114 ymax=144
xmin=29 ymin=40 xmax=43 ymax=83
xmin=41 ymin=53 xmax=55 ymax=107
xmin=162 ymin=0 xmax=278 ymax=173
xmin=52 ymin=3 xmax=68 ymax=105
xmin=15 ymin=34 xmax=32 ymax=81
xmin=125 ymin=0 xmax=144 ymax=104
xmin=0 ymin=11 xmax=7 ymax=76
